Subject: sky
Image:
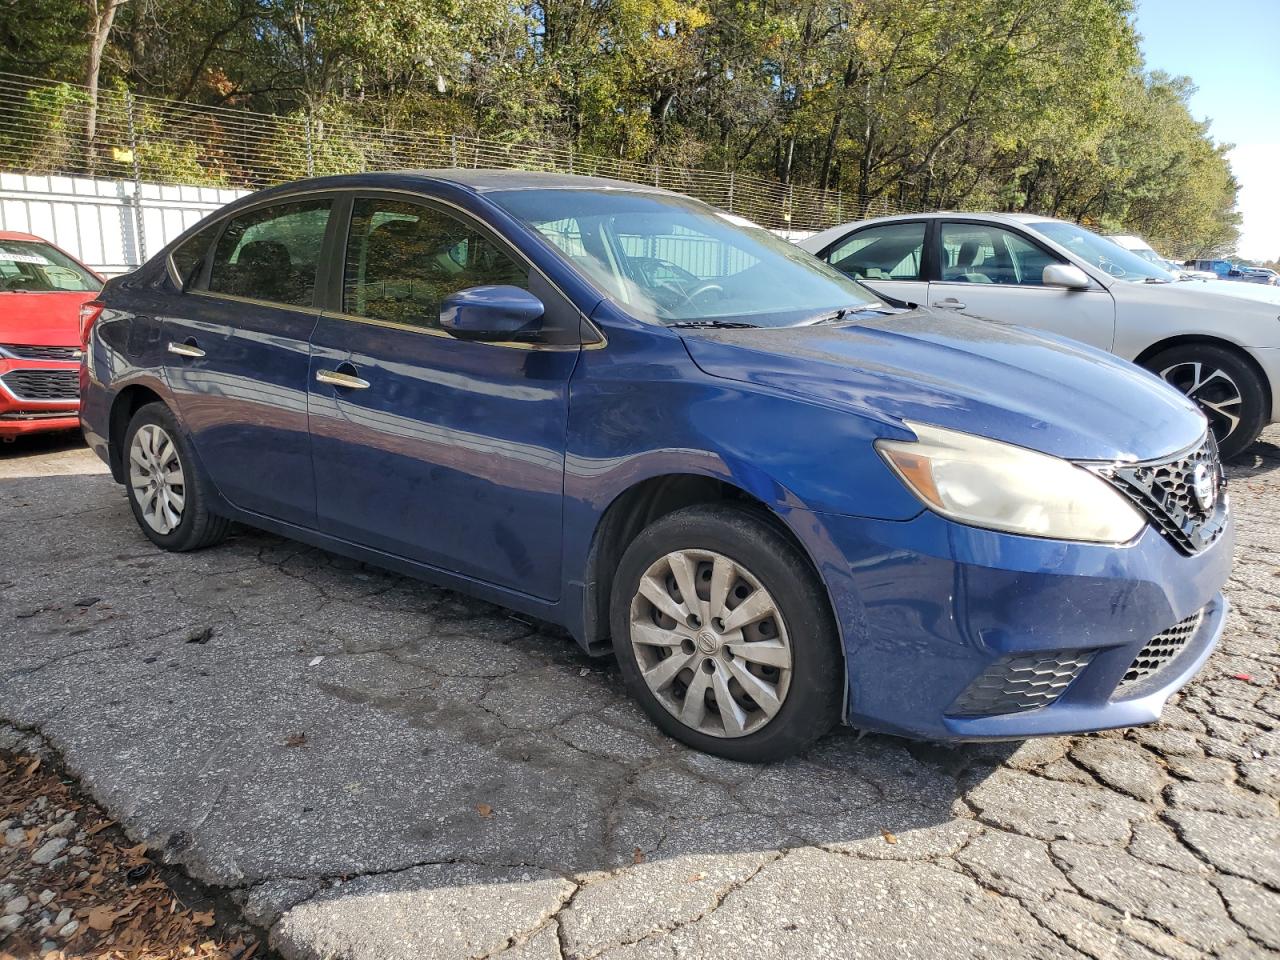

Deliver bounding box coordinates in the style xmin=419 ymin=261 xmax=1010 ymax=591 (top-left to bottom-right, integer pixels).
xmin=1134 ymin=0 xmax=1280 ymax=261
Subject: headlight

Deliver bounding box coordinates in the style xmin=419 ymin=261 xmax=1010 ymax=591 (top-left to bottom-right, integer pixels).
xmin=876 ymin=422 xmax=1146 ymax=544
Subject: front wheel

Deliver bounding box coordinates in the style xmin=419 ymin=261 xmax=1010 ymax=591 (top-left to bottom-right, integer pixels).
xmin=610 ymin=503 xmax=843 ymax=762
xmin=123 ymin=402 xmax=230 ymax=552
xmin=1145 ymin=344 xmax=1268 ymax=460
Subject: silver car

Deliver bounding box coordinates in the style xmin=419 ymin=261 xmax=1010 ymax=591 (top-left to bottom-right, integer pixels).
xmin=800 ymin=213 xmax=1280 ymax=458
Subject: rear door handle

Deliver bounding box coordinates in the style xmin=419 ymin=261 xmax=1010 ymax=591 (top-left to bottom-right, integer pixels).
xmin=315 ymin=369 xmax=371 ymax=390
xmin=932 ymin=298 xmax=966 ymax=310
xmin=167 ymin=340 xmax=205 ymax=358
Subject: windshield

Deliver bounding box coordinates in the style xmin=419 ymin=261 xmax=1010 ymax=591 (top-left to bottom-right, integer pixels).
xmin=0 ymin=240 xmax=101 ymax=292
xmin=1028 ymin=221 xmax=1175 ymax=283
xmin=489 ymin=189 xmax=882 ymax=326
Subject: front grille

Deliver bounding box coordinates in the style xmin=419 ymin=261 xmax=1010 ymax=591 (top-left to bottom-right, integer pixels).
xmin=0 ymin=369 xmax=80 ymax=401
xmin=1 ymin=344 xmax=80 ymax=361
xmin=1097 ymin=433 xmax=1227 ymax=555
xmin=1117 ymin=609 xmax=1205 ymax=690
xmin=947 ymin=651 xmax=1094 ymax=717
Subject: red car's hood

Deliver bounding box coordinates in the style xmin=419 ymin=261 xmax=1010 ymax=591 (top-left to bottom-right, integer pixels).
xmin=0 ymin=291 xmax=96 ymax=347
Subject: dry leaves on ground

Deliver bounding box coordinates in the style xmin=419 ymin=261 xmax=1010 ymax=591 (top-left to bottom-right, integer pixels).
xmin=0 ymin=750 xmax=263 ymax=960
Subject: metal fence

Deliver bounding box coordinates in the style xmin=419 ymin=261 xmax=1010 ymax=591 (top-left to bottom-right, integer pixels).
xmin=0 ymin=71 xmax=899 ymax=238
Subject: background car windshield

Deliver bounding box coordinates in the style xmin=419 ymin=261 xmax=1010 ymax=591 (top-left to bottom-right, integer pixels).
xmin=1029 ymin=222 xmax=1174 ymax=282
xmin=490 ymin=189 xmax=880 ymax=326
xmin=0 ymin=240 xmax=100 ymax=292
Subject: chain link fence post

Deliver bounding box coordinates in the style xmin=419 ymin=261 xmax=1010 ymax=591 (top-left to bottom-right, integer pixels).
xmin=304 ymin=111 xmax=315 ymax=177
xmin=125 ymin=90 xmax=146 ymax=264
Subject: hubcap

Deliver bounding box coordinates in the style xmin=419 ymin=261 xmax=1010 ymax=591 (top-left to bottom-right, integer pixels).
xmin=128 ymin=424 xmax=186 ymax=535
xmin=1160 ymin=361 xmax=1243 ymax=444
xmin=629 ymin=549 xmax=792 ymax=739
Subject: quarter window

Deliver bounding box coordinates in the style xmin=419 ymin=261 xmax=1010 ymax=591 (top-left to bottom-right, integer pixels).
xmin=939 ymin=223 xmax=1058 ymax=286
xmin=169 ymin=223 xmax=219 ymax=287
xmin=342 ymin=197 xmax=529 ymax=330
xmin=826 ymin=222 xmax=925 ymax=281
xmin=205 ymin=199 xmax=332 ymax=307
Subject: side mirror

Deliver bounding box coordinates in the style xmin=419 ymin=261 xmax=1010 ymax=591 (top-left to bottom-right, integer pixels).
xmin=439 ymin=285 xmax=544 ymax=341
xmin=1042 ymin=263 xmax=1091 ymax=290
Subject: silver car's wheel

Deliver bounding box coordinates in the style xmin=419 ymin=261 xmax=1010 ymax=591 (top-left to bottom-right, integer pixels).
xmin=1159 ymin=361 xmax=1243 ymax=445
xmin=629 ymin=549 xmax=793 ymax=739
xmin=128 ymin=423 xmax=186 ymax=535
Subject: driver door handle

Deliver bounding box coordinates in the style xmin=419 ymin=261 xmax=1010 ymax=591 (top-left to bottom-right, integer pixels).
xmin=932 ymin=298 xmax=966 ymax=310
xmin=167 ymin=340 xmax=206 ymax=359
xmin=316 ymin=368 xmax=371 ymax=390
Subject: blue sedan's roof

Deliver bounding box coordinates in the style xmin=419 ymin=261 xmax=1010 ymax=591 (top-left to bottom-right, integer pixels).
xmin=248 ymin=168 xmax=673 ymax=197
xmin=395 ymin=168 xmax=671 ymax=194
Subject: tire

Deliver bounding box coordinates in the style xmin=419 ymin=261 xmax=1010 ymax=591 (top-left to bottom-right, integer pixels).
xmin=1144 ymin=344 xmax=1267 ymax=460
xmin=610 ymin=503 xmax=842 ymax=762
xmin=122 ymin=402 xmax=230 ymax=552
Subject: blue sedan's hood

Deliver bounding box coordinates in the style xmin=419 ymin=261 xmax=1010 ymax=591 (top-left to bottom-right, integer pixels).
xmin=680 ymin=310 xmax=1206 ymax=462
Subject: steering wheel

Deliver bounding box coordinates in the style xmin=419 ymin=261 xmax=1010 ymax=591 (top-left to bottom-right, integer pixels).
xmin=1 ymin=276 xmax=36 ymax=291
xmin=675 ymin=282 xmax=724 ymax=309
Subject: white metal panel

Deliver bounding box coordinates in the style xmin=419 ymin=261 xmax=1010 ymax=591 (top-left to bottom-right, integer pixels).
xmin=0 ymin=174 xmax=249 ymax=275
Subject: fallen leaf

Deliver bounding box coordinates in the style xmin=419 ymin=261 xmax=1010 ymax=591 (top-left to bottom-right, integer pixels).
xmin=192 ymin=910 xmax=215 ymax=927
xmin=1233 ymin=673 xmax=1253 ymax=682
xmin=308 ymin=656 xmax=324 ymax=667
xmin=880 ymin=829 xmax=898 ymax=845
xmin=688 ymin=872 xmax=707 ymax=882
xmin=86 ymin=905 xmax=122 ymax=931
xmin=284 ymin=733 xmax=307 ymax=748
xmin=632 ymin=847 xmax=646 ymax=864
xmin=475 ymin=802 xmax=493 ymax=818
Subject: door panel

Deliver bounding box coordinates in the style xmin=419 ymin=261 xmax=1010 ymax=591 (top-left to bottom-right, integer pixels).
xmin=307 ymin=194 xmax=580 ymax=600
xmin=930 ymin=221 xmax=1116 ymax=350
xmin=160 ymin=197 xmax=331 ymax=526
xmin=308 ymin=324 xmax=575 ymax=598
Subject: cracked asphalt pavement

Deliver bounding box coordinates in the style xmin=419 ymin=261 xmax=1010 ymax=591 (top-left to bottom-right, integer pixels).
xmin=2 ymin=430 xmax=1279 ymax=960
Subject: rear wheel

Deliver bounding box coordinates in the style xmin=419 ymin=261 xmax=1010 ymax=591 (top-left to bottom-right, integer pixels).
xmin=1144 ymin=344 xmax=1267 ymax=460
xmin=123 ymin=403 xmax=230 ymax=551
xmin=610 ymin=503 xmax=842 ymax=762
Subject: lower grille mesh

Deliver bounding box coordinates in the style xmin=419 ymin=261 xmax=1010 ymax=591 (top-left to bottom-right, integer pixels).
xmin=948 ymin=652 xmax=1093 ymax=717
xmin=0 ymin=369 xmax=80 ymax=401
xmin=1118 ymin=609 xmax=1205 ymax=689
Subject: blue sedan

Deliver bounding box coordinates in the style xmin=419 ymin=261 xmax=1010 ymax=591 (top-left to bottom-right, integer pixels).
xmin=79 ymin=171 xmax=1232 ymax=761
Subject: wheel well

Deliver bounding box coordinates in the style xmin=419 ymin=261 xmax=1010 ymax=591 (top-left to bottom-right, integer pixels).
xmin=580 ymin=474 xmax=815 ymax=653
xmin=107 ymin=385 xmax=164 ymax=481
xmin=1132 ymin=335 xmax=1273 ymax=421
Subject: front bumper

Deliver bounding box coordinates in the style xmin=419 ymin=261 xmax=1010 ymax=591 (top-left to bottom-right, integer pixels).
xmin=807 ymin=505 xmax=1233 ymax=741
xmin=0 ymin=357 xmax=81 ymax=437
xmin=1248 ymin=346 xmax=1280 ymax=424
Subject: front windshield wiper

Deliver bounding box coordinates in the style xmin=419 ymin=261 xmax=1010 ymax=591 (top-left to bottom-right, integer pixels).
xmin=802 ymin=304 xmax=901 ymax=325
xmin=1142 ymin=277 xmax=1172 ymax=284
xmin=667 ymin=319 xmax=760 ymax=329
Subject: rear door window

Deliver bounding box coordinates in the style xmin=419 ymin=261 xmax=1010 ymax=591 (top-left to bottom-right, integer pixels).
xmin=825 ymin=222 xmax=925 ymax=281
xmin=203 ymin=198 xmax=332 ymax=308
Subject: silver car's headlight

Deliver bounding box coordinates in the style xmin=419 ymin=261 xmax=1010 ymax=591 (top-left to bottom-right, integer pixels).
xmin=876 ymin=422 xmax=1146 ymax=544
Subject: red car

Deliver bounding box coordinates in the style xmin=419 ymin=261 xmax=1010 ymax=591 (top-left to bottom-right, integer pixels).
xmin=0 ymin=231 xmax=103 ymax=440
